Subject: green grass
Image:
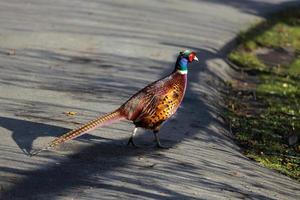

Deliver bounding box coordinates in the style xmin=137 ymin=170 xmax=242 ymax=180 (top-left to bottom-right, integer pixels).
xmin=289 ymin=58 xmax=300 ymax=76
xmin=226 ymin=7 xmax=300 ymax=181
xmin=228 ymin=51 xmax=266 ymax=70
xmin=255 ymin=23 xmax=300 ymax=49
xmin=228 ymin=8 xmax=300 ymax=74
xmin=257 ymin=78 xmax=299 ymax=96
xmin=248 ymin=153 xmax=300 ymax=179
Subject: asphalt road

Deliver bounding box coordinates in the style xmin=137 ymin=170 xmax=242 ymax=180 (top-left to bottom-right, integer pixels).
xmin=0 ymin=0 xmax=300 ymax=199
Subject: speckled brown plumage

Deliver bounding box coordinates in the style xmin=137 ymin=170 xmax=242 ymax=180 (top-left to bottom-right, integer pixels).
xmin=122 ymin=72 xmax=186 ymax=131
xmin=31 ymin=50 xmax=198 ymax=156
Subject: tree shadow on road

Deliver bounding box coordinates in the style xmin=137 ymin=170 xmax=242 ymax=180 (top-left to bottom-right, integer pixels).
xmin=1 ymin=0 xmax=300 ymax=198
xmin=194 ymin=0 xmax=299 ymax=16
xmin=0 ymin=46 xmax=291 ymax=200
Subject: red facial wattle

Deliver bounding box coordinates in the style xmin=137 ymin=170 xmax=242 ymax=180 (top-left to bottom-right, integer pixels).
xmin=188 ymin=53 xmax=195 ymax=62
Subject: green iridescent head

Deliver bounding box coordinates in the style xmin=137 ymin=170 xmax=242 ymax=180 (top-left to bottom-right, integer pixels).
xmin=175 ymin=50 xmax=199 ymax=72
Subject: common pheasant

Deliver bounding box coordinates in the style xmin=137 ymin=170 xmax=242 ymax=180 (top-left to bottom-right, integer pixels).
xmin=31 ymin=50 xmax=198 ymax=156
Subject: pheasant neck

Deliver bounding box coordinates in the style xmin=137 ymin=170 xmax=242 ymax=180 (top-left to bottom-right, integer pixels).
xmin=175 ymin=57 xmax=188 ymax=74
xmin=177 ymin=69 xmax=188 ymax=75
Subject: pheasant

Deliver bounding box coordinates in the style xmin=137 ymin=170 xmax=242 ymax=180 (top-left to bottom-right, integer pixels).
xmin=31 ymin=50 xmax=198 ymax=156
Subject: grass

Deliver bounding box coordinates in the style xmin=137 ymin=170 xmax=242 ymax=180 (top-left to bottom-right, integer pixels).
xmin=226 ymin=7 xmax=300 ymax=181
xmin=228 ymin=51 xmax=266 ymax=70
xmin=255 ymin=23 xmax=300 ymax=49
xmin=289 ymin=58 xmax=300 ymax=76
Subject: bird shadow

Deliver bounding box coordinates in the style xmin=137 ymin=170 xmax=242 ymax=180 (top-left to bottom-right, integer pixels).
xmin=0 ymin=116 xmax=112 ymax=156
xmin=0 ymin=117 xmax=69 ymax=156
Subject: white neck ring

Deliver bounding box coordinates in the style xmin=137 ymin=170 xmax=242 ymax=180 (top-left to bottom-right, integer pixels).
xmin=177 ymin=69 xmax=187 ymax=74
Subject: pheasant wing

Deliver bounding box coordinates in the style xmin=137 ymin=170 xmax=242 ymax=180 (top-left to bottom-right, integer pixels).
xmin=133 ymin=77 xmax=184 ymax=129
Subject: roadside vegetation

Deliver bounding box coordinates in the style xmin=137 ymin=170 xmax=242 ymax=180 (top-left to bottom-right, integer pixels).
xmin=226 ymin=7 xmax=300 ymax=181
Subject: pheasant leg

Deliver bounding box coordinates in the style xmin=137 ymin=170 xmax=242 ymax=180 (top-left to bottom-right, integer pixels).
xmin=127 ymin=127 xmax=138 ymax=147
xmin=153 ymin=131 xmax=169 ymax=149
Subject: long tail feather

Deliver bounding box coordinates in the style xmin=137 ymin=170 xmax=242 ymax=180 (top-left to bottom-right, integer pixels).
xmin=30 ymin=109 xmax=124 ymax=157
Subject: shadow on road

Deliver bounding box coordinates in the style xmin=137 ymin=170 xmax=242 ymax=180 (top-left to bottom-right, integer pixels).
xmin=0 ymin=45 xmax=277 ymax=200
xmin=0 ymin=117 xmax=69 ymax=155
xmin=196 ymin=0 xmax=299 ymax=16
xmin=1 ymin=0 xmax=300 ymax=199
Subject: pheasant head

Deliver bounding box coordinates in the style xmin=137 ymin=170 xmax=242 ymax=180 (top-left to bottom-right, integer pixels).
xmin=175 ymin=50 xmax=198 ymax=73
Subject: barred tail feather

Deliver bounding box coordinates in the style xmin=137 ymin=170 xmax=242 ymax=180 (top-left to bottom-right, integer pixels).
xmin=30 ymin=109 xmax=124 ymax=156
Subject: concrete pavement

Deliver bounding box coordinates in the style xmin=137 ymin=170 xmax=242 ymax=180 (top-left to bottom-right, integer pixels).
xmin=0 ymin=0 xmax=300 ymax=199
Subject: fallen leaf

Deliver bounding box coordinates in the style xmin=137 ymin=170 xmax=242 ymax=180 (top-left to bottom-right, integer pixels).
xmin=7 ymin=49 xmax=16 ymax=56
xmin=64 ymin=111 xmax=77 ymax=116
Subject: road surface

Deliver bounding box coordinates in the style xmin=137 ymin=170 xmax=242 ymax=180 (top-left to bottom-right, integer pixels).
xmin=0 ymin=0 xmax=299 ymax=199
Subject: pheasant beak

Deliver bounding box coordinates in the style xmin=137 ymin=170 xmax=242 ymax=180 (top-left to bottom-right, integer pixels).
xmin=194 ymin=56 xmax=199 ymax=62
